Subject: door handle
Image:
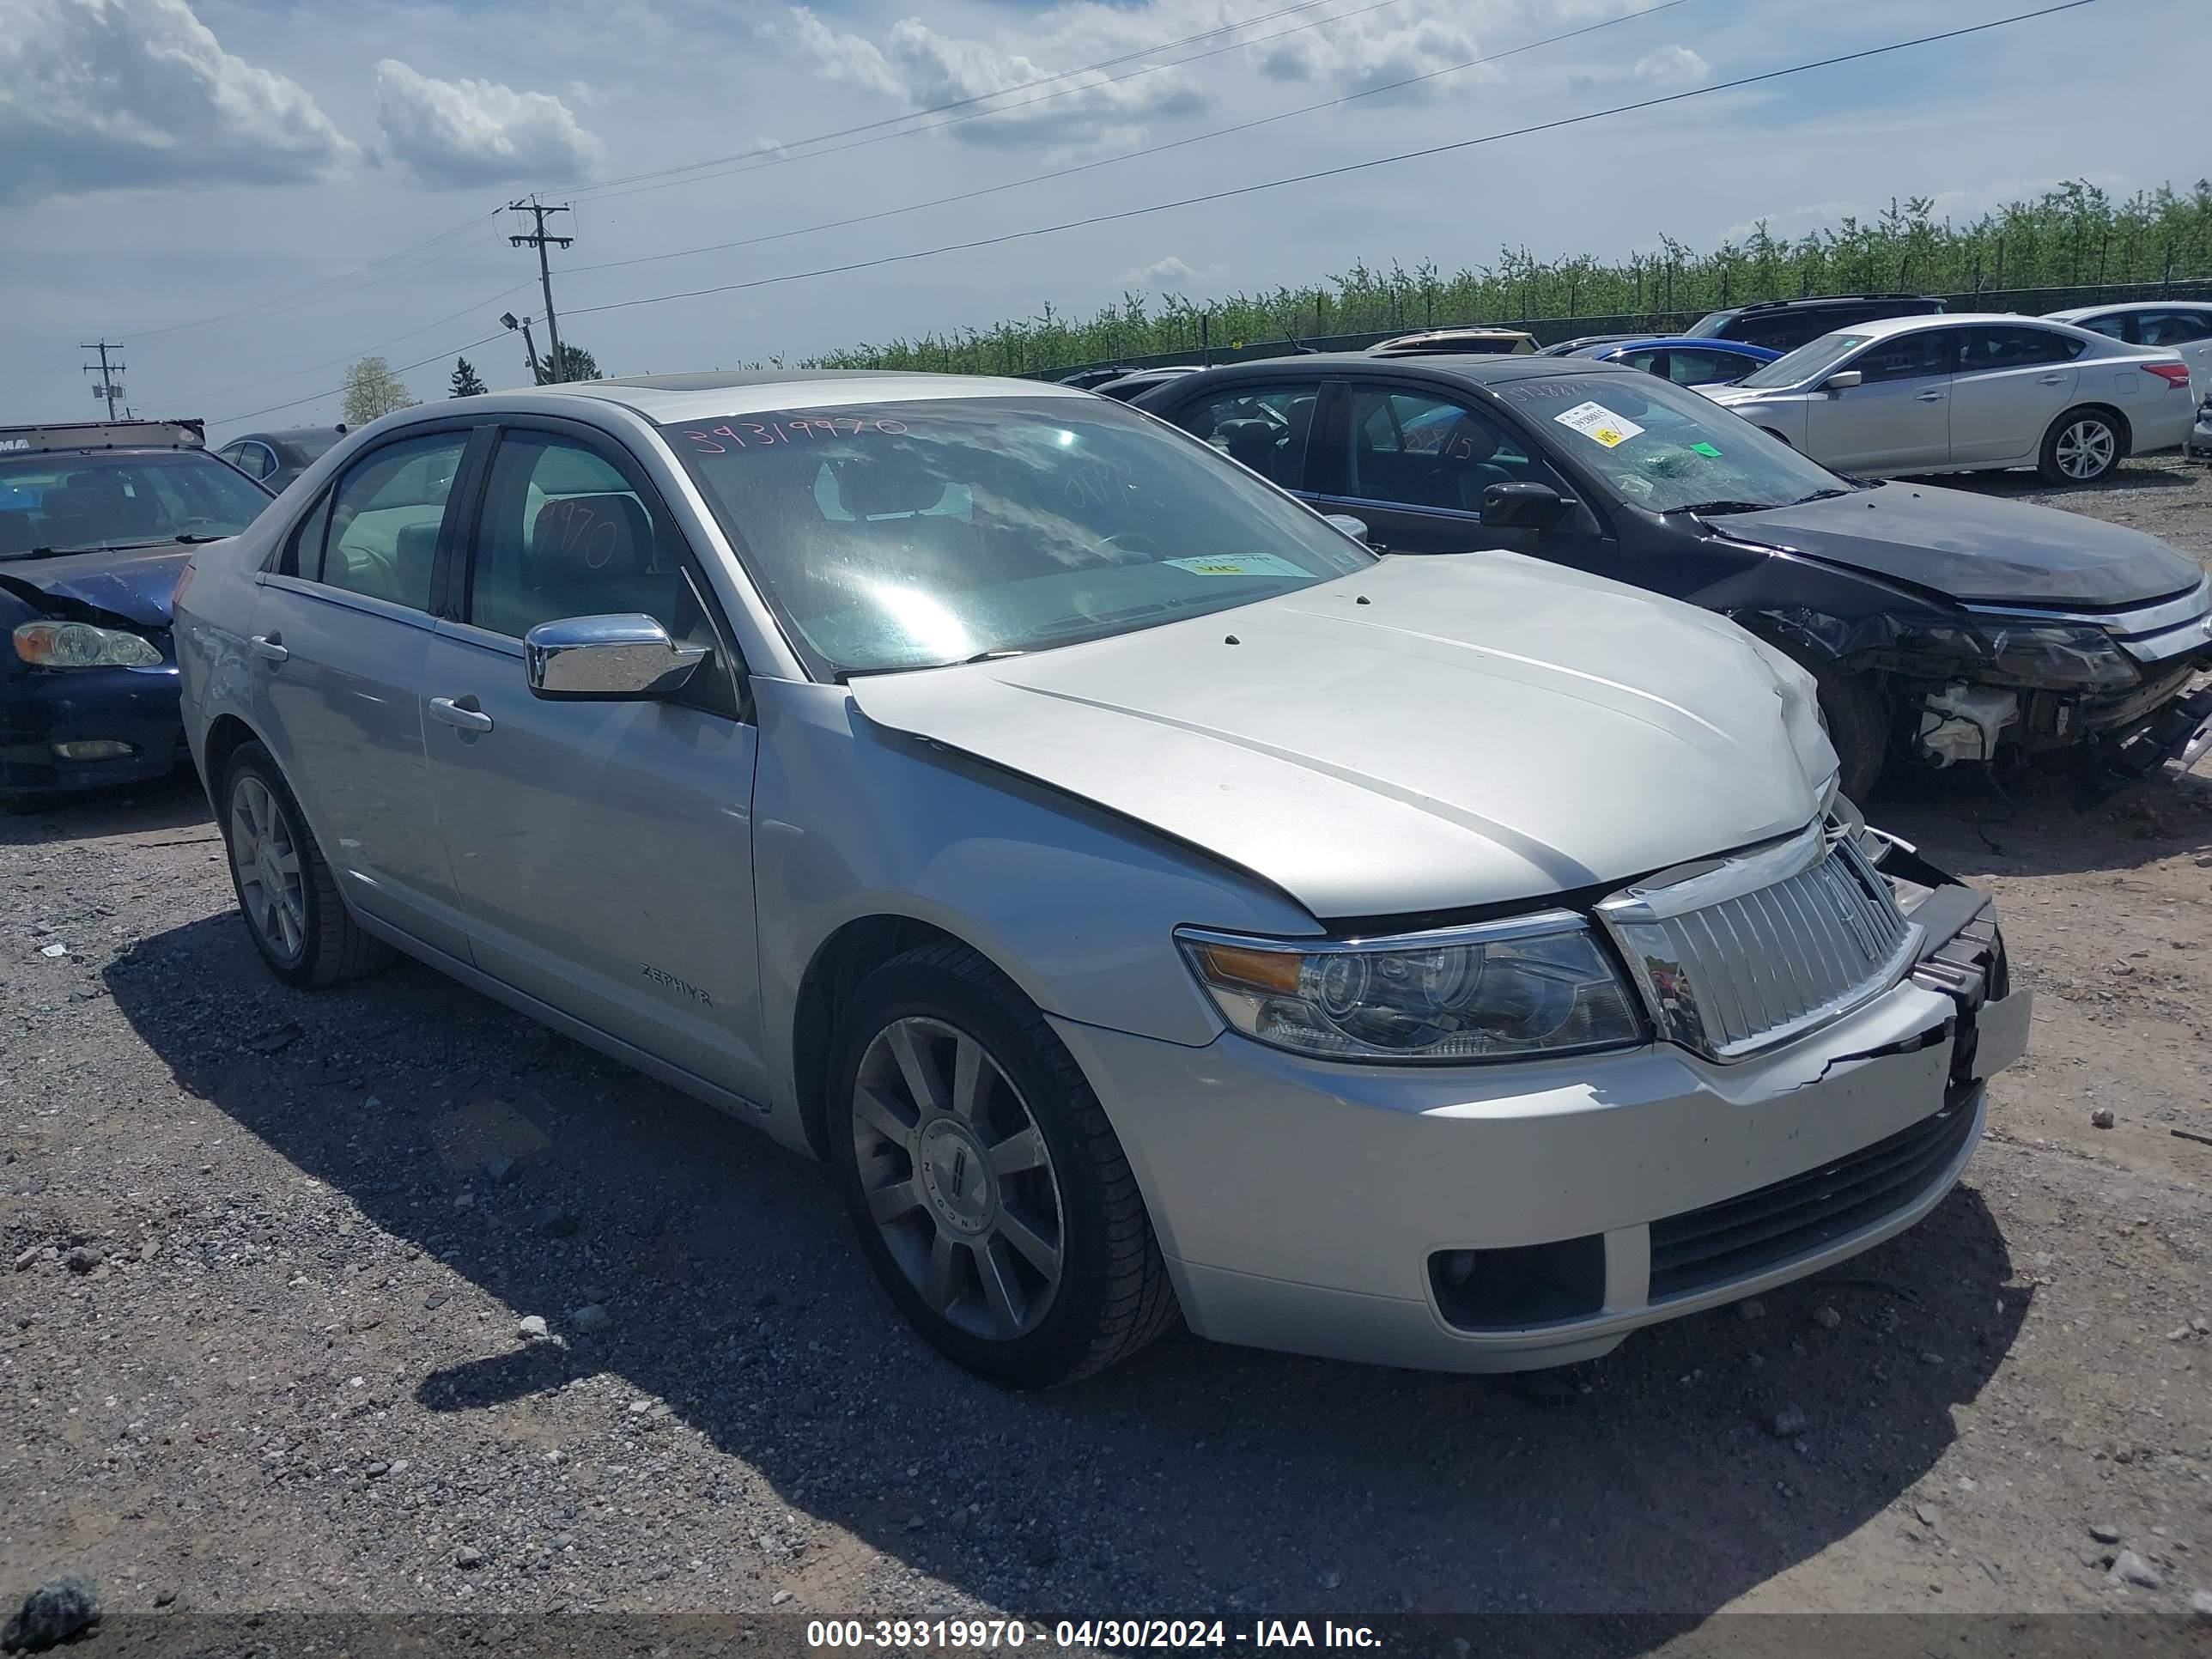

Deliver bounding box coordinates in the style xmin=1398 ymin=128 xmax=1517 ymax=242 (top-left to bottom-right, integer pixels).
xmin=248 ymin=634 xmax=289 ymax=662
xmin=428 ymin=696 xmax=495 ymax=733
xmin=2038 ymin=374 xmax=2067 ymax=385
xmin=1916 ymin=391 xmax=1946 ymax=402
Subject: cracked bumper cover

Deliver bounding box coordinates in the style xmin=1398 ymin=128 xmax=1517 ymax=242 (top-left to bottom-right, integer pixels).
xmin=1052 ymin=860 xmax=2027 ymax=1373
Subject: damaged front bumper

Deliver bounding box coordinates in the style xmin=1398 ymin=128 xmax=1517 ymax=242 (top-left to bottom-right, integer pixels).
xmin=1052 ymin=854 xmax=2028 ymax=1374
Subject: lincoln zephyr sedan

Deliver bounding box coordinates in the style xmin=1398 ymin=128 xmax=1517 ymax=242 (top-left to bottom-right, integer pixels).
xmin=174 ymin=372 xmax=2029 ymax=1387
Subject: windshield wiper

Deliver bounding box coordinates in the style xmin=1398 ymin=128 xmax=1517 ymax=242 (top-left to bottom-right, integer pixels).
xmin=1672 ymin=500 xmax=1778 ymax=518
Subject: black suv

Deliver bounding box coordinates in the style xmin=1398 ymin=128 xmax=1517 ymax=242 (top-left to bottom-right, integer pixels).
xmin=1684 ymin=294 xmax=1947 ymax=352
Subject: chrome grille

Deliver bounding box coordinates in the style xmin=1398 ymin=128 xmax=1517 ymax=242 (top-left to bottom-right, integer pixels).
xmin=1600 ymin=824 xmax=1920 ymax=1062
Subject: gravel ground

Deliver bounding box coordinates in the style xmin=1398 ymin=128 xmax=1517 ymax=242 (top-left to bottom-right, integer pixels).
xmin=3 ymin=458 xmax=2210 ymax=1638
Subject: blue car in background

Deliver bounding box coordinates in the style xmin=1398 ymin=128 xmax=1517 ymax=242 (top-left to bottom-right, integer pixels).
xmin=2 ymin=419 xmax=273 ymax=804
xmin=1564 ymin=336 xmax=1783 ymax=386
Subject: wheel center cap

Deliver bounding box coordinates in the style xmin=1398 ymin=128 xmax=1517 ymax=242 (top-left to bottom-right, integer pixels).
xmin=917 ymin=1119 xmax=996 ymax=1237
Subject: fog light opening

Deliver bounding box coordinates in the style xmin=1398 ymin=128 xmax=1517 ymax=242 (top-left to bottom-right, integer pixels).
xmin=51 ymin=739 xmax=137 ymax=762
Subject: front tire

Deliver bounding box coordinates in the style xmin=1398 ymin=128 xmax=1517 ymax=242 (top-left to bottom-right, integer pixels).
xmin=220 ymin=741 xmax=392 ymax=988
xmin=828 ymin=941 xmax=1177 ymax=1388
xmin=1809 ymin=665 xmax=1891 ymax=801
xmin=2039 ymin=408 xmax=2123 ymax=484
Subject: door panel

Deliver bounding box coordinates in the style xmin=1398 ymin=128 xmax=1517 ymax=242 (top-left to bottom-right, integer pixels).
xmin=1803 ymin=331 xmax=1955 ymax=472
xmin=1948 ymin=325 xmax=2083 ymax=464
xmin=243 ymin=429 xmax=475 ymax=957
xmin=422 ymin=422 xmax=769 ymax=1100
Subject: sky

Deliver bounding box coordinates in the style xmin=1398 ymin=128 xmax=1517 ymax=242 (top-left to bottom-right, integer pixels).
xmin=0 ymin=0 xmax=2202 ymax=438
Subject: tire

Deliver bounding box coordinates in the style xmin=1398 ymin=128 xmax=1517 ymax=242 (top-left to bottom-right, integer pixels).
xmin=827 ymin=941 xmax=1178 ymax=1388
xmin=219 ymin=741 xmax=392 ymax=988
xmin=2038 ymin=407 xmax=2123 ymax=485
xmin=1808 ymin=665 xmax=1891 ymax=802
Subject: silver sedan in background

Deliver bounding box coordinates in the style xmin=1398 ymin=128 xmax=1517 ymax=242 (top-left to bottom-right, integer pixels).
xmin=173 ymin=374 xmax=2027 ymax=1387
xmin=1703 ymin=313 xmax=2195 ymax=483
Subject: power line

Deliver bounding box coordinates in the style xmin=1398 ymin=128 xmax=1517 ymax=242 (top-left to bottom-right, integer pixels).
xmin=565 ymin=0 xmax=1692 ymax=282
xmin=210 ymin=325 xmax=519 ymax=427
xmin=195 ymin=283 xmax=534 ymax=402
xmin=556 ymin=1 xmax=2102 ymax=331
xmin=206 ymin=0 xmax=2098 ymax=427
xmin=567 ymin=0 xmax=1382 ymax=202
xmin=134 ymin=211 xmax=502 ymax=340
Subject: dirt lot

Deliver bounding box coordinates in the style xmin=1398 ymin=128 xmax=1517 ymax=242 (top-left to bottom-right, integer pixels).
xmin=3 ymin=459 xmax=2210 ymax=1642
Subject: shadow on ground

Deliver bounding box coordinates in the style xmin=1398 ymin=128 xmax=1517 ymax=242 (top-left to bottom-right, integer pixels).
xmin=0 ymin=770 xmax=210 ymax=845
xmin=1869 ymin=751 xmax=2211 ymax=881
xmin=106 ymin=908 xmax=2026 ymax=1630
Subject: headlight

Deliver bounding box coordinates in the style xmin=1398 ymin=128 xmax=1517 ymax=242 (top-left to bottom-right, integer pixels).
xmin=1176 ymin=914 xmax=1644 ymax=1063
xmin=13 ymin=620 xmax=163 ymax=669
xmin=1899 ymin=621 xmax=2137 ymax=690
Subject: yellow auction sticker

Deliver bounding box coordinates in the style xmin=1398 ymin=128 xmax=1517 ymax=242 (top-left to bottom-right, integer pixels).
xmin=1554 ymin=400 xmax=1645 ymax=447
xmin=1166 ymin=552 xmax=1310 ymax=578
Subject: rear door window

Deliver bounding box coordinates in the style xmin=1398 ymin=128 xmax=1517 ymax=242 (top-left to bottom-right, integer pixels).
xmin=319 ymin=432 xmax=467 ymax=611
xmin=1956 ymin=325 xmax=2087 ymax=371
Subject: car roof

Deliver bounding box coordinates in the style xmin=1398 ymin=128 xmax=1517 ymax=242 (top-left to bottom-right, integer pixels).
xmin=241 ymin=426 xmax=346 ymax=443
xmin=1706 ymin=293 xmax=1939 ymax=317
xmin=2046 ymin=300 xmax=2212 ymax=319
xmin=422 ymin=369 xmax=1097 ymax=426
xmin=1587 ymin=337 xmax=1775 ymax=353
xmin=1158 ymin=351 xmax=1628 ymax=384
xmin=1813 ymin=311 xmax=2091 ymax=342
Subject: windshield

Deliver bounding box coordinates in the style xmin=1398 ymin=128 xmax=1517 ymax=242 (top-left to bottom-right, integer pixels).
xmin=1683 ymin=312 xmax=1734 ymax=338
xmin=1488 ymin=372 xmax=1852 ymax=514
xmin=0 ymin=450 xmax=271 ymax=558
xmin=668 ymin=396 xmax=1373 ymax=678
xmin=1735 ymin=332 xmax=1869 ymax=390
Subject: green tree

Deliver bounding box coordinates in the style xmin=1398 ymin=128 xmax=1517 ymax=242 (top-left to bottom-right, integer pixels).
xmin=448 ymin=356 xmax=489 ymax=398
xmin=340 ymin=356 xmax=418 ymax=425
xmin=535 ymin=343 xmax=600 ymax=385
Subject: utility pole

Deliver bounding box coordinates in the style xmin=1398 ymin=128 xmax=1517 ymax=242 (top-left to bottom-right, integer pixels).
xmin=81 ymin=341 xmax=126 ymax=420
xmin=508 ymin=198 xmax=572 ymax=381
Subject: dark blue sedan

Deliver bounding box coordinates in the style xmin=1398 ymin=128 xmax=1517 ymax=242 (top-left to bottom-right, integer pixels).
xmin=2 ymin=420 xmax=273 ymax=803
xmin=1565 ymin=336 xmax=1782 ymax=386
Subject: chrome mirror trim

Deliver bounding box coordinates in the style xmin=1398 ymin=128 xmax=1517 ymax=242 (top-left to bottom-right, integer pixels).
xmin=524 ymin=613 xmax=708 ymax=702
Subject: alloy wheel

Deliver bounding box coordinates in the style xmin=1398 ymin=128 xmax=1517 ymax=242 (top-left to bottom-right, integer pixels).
xmin=849 ymin=1016 xmax=1066 ymax=1341
xmin=2054 ymin=419 xmax=2116 ymax=480
xmin=230 ymin=774 xmax=306 ymax=961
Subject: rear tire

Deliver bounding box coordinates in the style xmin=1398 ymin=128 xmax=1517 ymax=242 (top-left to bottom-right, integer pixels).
xmin=220 ymin=741 xmax=392 ymax=988
xmin=828 ymin=941 xmax=1178 ymax=1389
xmin=2038 ymin=407 xmax=2123 ymax=484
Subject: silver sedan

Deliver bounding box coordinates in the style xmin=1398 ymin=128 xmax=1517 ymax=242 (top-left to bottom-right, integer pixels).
xmin=173 ymin=374 xmax=2028 ymax=1386
xmin=1704 ymin=313 xmax=2195 ymax=483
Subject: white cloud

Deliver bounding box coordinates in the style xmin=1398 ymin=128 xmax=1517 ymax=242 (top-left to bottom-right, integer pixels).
xmin=1252 ymin=3 xmax=1490 ymax=104
xmin=0 ymin=0 xmax=356 ymax=205
xmin=1632 ymin=46 xmax=1710 ymax=88
xmin=374 ymin=59 xmax=605 ymax=189
xmin=783 ymin=4 xmax=1203 ymax=157
xmin=1120 ymin=254 xmax=1204 ymax=288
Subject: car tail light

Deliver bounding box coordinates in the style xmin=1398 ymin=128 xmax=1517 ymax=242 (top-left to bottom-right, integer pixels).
xmin=2142 ymin=362 xmax=2193 ymax=390
xmin=173 ymin=559 xmax=197 ymax=606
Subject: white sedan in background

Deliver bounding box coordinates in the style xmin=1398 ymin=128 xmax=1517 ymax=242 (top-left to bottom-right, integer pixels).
xmin=1702 ymin=313 xmax=2195 ymax=483
xmin=2044 ymin=301 xmax=2212 ymax=399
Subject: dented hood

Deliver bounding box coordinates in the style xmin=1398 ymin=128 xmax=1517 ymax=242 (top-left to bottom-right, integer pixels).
xmin=1713 ymin=482 xmax=2200 ymax=608
xmin=846 ymin=553 xmax=1838 ymax=921
xmin=0 ymin=544 xmax=197 ymax=629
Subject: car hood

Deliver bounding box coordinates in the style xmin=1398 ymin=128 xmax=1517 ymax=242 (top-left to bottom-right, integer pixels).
xmin=0 ymin=544 xmax=197 ymax=628
xmin=1705 ymin=483 xmax=2202 ymax=608
xmin=845 ymin=553 xmax=1837 ymax=921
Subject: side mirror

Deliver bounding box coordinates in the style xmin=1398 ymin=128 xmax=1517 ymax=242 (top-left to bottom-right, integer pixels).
xmin=524 ymin=613 xmax=707 ymax=702
xmin=1824 ymin=369 xmax=1863 ymax=392
xmin=1481 ymin=481 xmax=1577 ymax=530
xmin=1322 ymin=513 xmax=1371 ymax=544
